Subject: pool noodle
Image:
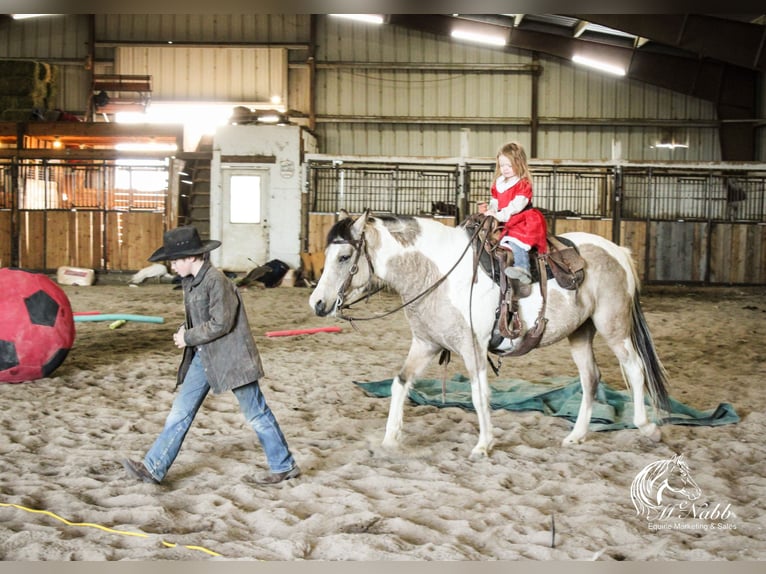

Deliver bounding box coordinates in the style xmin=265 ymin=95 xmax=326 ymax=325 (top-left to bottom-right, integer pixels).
xmin=73 ymin=314 xmax=165 ymax=324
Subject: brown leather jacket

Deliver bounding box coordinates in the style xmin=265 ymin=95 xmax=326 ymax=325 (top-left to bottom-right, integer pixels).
xmin=176 ymin=260 xmax=264 ymax=393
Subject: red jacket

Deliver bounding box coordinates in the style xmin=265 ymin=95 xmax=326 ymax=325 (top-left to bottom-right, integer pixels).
xmin=491 ymin=177 xmax=548 ymax=253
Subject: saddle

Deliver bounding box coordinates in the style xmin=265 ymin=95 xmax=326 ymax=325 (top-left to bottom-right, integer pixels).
xmin=465 ymin=214 xmax=585 ymax=357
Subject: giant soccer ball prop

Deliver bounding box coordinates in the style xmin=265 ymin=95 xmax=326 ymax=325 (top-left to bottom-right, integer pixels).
xmin=0 ymin=268 xmax=75 ymax=383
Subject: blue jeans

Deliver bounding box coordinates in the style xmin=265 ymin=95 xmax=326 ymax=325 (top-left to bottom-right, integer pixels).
xmin=509 ymin=242 xmax=530 ymax=273
xmin=143 ymin=354 xmax=295 ymax=482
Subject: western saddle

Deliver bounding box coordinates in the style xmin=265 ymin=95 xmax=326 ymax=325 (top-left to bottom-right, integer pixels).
xmin=465 ymin=214 xmax=585 ymax=357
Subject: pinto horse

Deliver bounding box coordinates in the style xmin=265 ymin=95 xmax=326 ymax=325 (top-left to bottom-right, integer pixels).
xmin=309 ymin=211 xmax=670 ymax=458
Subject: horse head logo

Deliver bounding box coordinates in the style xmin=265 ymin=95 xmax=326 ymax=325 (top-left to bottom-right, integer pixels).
xmin=631 ymin=454 xmax=702 ymax=519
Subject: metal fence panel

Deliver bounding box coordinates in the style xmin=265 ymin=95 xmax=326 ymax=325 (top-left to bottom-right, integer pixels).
xmin=310 ymin=158 xmax=766 ymax=224
xmin=309 ymin=162 xmax=458 ymax=216
xmin=15 ymin=160 xmax=166 ymax=212
xmin=622 ymin=170 xmax=766 ymax=222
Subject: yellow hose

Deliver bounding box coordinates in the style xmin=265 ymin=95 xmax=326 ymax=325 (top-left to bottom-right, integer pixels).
xmin=0 ymin=502 xmax=221 ymax=557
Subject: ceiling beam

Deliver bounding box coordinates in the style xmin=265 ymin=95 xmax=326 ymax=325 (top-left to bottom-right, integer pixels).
xmin=571 ymin=14 xmax=766 ymax=71
xmin=572 ymin=20 xmax=589 ymax=38
xmin=389 ymin=14 xmax=759 ymax=160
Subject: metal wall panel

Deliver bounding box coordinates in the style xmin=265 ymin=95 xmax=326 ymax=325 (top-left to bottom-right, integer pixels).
xmin=95 ymin=14 xmax=310 ymax=43
xmin=537 ymin=54 xmax=720 ymax=161
xmin=313 ymin=17 xmax=724 ymax=162
xmin=115 ymin=46 xmax=287 ymax=104
xmin=0 ymin=15 xmax=91 ymax=114
xmin=0 ymin=14 xmax=736 ymax=163
xmin=53 ymin=64 xmax=91 ymax=113
xmin=0 ymin=15 xmax=89 ymax=60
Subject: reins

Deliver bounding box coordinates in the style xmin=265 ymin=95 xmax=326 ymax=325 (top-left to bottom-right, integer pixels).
xmin=333 ymin=217 xmax=491 ymax=324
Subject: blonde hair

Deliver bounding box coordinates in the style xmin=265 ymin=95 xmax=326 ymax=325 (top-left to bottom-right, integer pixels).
xmin=495 ymin=141 xmax=532 ymax=183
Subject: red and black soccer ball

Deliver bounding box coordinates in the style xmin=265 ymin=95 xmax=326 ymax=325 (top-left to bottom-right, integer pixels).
xmin=0 ymin=268 xmax=75 ymax=383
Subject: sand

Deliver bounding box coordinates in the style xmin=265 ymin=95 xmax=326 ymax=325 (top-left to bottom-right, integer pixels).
xmin=0 ymin=278 xmax=764 ymax=561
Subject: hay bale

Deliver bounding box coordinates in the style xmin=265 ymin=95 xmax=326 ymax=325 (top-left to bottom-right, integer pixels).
xmin=0 ymin=60 xmax=40 ymax=78
xmin=0 ymin=60 xmax=56 ymax=114
xmin=37 ymin=62 xmax=51 ymax=83
xmin=1 ymin=109 xmax=40 ymax=121
xmin=0 ymin=95 xmax=47 ymax=110
xmin=0 ymin=77 xmax=48 ymax=97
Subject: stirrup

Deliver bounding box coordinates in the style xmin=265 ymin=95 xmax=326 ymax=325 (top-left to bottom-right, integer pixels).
xmin=504 ymin=266 xmax=532 ymax=285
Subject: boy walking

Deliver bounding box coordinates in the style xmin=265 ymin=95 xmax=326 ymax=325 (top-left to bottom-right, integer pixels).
xmin=122 ymin=226 xmax=300 ymax=485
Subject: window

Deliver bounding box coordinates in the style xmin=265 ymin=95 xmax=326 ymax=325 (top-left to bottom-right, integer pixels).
xmin=230 ymin=174 xmax=261 ymax=223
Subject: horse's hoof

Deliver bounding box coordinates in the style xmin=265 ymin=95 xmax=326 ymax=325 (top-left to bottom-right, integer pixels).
xmin=562 ymin=433 xmax=586 ymax=446
xmin=640 ymin=423 xmax=662 ymax=442
xmin=381 ymin=437 xmax=399 ymax=450
xmin=469 ymin=443 xmax=493 ymax=459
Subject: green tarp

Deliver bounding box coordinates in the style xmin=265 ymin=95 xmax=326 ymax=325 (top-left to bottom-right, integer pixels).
xmin=354 ymin=374 xmax=739 ymax=431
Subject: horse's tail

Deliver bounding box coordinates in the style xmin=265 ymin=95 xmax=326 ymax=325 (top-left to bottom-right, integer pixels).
xmin=626 ymin=257 xmax=671 ymax=415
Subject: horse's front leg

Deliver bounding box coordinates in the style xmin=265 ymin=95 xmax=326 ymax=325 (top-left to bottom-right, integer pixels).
xmin=382 ymin=338 xmax=440 ymax=450
xmin=468 ymin=363 xmax=495 ymax=459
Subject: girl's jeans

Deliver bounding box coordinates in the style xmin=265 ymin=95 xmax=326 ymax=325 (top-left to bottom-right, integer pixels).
xmin=500 ymin=236 xmax=531 ymax=273
xmin=510 ymin=242 xmax=530 ymax=272
xmin=143 ymin=353 xmax=295 ymax=481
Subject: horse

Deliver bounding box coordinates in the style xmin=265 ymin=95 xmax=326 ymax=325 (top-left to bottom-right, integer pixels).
xmin=631 ymin=454 xmax=702 ymax=519
xmin=308 ymin=210 xmax=670 ymax=458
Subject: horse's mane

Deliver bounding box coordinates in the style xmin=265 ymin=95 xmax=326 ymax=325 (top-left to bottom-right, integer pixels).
xmin=326 ymin=217 xmax=355 ymax=246
xmin=326 ymin=213 xmax=419 ymax=247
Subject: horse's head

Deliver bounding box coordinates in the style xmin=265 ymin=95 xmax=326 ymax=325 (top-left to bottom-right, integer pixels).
xmin=309 ymin=210 xmax=377 ymax=317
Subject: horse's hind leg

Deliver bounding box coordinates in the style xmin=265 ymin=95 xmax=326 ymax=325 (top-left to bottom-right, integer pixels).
xmin=606 ymin=336 xmax=662 ymax=441
xmin=382 ymin=338 xmax=440 ymax=450
xmin=563 ymin=320 xmax=600 ymax=445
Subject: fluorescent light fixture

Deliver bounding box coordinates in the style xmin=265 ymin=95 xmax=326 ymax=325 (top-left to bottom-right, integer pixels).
xmin=258 ymin=114 xmax=281 ymax=124
xmin=451 ymin=28 xmax=507 ymax=47
xmin=654 ymin=142 xmax=689 ymax=150
xmin=329 ymin=14 xmax=385 ymax=25
xmin=572 ymin=55 xmax=626 ymax=76
xmin=12 ymin=14 xmax=55 ymax=20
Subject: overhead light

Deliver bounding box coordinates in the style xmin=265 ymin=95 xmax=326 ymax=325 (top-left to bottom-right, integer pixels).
xmin=12 ymin=14 xmax=56 ymax=20
xmin=258 ymin=114 xmax=281 ymax=124
xmin=572 ymin=55 xmax=626 ymax=76
xmin=329 ymin=14 xmax=385 ymax=25
xmin=654 ymin=142 xmax=689 ymax=150
xmin=451 ymin=29 xmax=507 ymax=47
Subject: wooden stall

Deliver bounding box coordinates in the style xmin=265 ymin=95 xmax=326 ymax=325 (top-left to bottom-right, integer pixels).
xmin=0 ymin=121 xmax=182 ymax=272
xmin=710 ymin=222 xmax=766 ymax=284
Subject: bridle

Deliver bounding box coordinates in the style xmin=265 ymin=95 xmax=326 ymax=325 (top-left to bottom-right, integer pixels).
xmin=330 ymin=217 xmax=490 ymax=323
xmin=330 ymin=231 xmax=380 ymax=316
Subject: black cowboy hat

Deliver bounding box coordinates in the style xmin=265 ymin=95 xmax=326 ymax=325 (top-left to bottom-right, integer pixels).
xmin=148 ymin=226 xmax=221 ymax=262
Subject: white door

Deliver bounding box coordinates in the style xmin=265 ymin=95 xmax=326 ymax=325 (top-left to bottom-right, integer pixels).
xmin=219 ymin=168 xmax=269 ymax=271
